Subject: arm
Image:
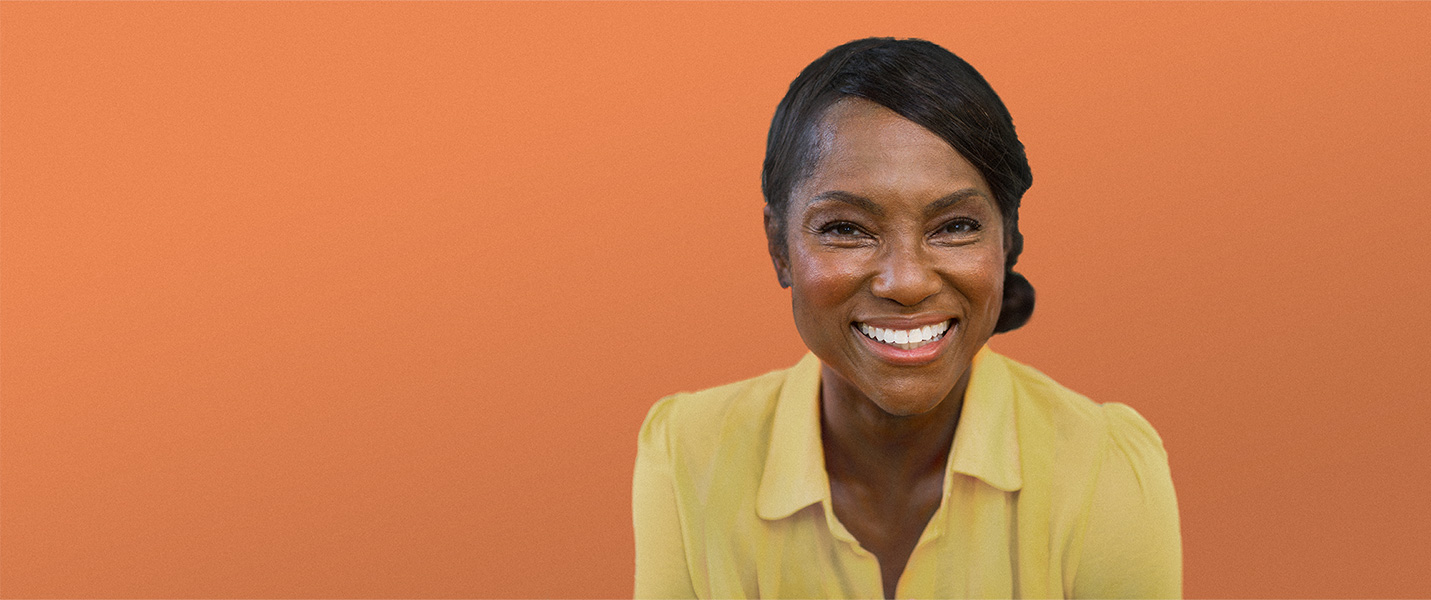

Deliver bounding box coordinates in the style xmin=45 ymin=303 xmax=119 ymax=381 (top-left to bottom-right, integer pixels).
xmin=633 ymin=397 xmax=698 ymax=599
xmin=1071 ymin=403 xmax=1183 ymax=599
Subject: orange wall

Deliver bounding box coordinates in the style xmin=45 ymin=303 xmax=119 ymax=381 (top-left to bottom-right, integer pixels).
xmin=2 ymin=3 xmax=1428 ymax=598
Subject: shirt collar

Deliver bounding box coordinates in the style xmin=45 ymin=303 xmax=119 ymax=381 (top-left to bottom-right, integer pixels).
xmin=756 ymin=346 xmax=1022 ymax=521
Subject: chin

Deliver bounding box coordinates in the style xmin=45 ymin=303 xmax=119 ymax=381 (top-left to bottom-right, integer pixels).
xmin=864 ymin=382 xmax=958 ymax=417
xmin=873 ymin=401 xmax=942 ymax=417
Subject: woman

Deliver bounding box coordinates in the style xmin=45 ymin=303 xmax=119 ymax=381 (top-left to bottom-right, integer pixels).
xmin=633 ymin=38 xmax=1181 ymax=599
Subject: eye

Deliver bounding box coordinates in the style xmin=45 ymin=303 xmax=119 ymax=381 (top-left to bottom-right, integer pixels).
xmin=811 ymin=220 xmax=875 ymax=247
xmin=938 ymin=218 xmax=982 ymax=236
xmin=818 ymin=221 xmax=865 ymax=237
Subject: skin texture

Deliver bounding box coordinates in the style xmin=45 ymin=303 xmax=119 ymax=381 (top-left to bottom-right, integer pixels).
xmin=765 ymin=98 xmax=1008 ymax=599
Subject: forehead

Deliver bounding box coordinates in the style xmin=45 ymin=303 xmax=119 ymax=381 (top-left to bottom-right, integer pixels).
xmin=797 ymin=98 xmax=993 ymax=211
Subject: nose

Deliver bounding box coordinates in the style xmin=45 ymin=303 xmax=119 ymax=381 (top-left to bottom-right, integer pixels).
xmin=870 ymin=241 xmax=941 ymax=307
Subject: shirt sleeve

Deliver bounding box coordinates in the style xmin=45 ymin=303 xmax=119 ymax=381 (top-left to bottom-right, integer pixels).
xmin=633 ymin=396 xmax=698 ymax=599
xmin=1071 ymin=403 xmax=1183 ymax=599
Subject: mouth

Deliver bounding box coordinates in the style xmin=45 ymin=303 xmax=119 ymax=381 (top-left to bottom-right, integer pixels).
xmin=852 ymin=319 xmax=954 ymax=351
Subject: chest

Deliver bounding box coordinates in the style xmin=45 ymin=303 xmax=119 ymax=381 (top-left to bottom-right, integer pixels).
xmin=828 ymin=473 xmax=945 ymax=563
xmin=695 ymin=474 xmax=1029 ymax=598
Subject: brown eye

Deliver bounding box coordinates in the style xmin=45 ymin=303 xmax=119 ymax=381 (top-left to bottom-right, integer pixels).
xmin=819 ymin=221 xmax=863 ymax=236
xmin=940 ymin=219 xmax=981 ymax=235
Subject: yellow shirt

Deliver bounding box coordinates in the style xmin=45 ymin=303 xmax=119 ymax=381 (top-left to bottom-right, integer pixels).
xmin=633 ymin=347 xmax=1181 ymax=598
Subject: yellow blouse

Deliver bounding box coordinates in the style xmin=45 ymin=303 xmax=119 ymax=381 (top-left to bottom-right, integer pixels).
xmin=633 ymin=347 xmax=1181 ymax=598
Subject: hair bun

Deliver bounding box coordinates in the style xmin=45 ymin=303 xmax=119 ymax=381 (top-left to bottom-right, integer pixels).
xmin=994 ymin=271 xmax=1035 ymax=333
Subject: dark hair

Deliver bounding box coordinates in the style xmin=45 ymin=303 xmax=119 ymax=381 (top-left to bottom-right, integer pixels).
xmin=762 ymin=37 xmax=1035 ymax=333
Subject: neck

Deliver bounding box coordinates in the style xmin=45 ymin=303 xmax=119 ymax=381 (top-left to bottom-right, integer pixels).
xmin=819 ymin=366 xmax=969 ymax=488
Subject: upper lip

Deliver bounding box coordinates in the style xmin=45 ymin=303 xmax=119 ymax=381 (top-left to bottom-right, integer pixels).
xmin=853 ymin=315 xmax=957 ymax=329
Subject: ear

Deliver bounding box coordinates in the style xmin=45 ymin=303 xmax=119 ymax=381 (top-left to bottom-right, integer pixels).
xmin=1002 ymin=219 xmax=1023 ymax=268
xmin=763 ymin=204 xmax=792 ymax=289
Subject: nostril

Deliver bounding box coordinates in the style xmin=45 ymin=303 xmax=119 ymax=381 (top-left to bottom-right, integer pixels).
xmin=871 ymin=258 xmax=941 ymax=306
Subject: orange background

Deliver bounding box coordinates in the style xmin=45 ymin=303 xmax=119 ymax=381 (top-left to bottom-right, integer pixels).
xmin=2 ymin=2 xmax=1429 ymax=598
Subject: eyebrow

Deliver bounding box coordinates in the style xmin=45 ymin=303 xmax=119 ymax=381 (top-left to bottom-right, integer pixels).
xmin=808 ymin=190 xmax=884 ymax=216
xmin=921 ymin=189 xmax=989 ymax=217
xmin=808 ymin=189 xmax=989 ymax=218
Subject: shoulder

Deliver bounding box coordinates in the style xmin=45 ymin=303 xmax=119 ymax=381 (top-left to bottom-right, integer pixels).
xmin=991 ymin=350 xmax=1166 ymax=456
xmin=637 ymin=358 xmax=802 ymax=471
xmin=639 ymin=364 xmax=788 ymax=443
xmin=988 ymin=350 xmax=1175 ymax=518
xmin=985 ymin=351 xmax=1180 ymax=594
xmin=996 ymin=352 xmax=1101 ymax=427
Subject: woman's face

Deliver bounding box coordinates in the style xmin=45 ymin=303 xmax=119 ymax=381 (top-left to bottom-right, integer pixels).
xmin=769 ymin=98 xmax=1007 ymax=416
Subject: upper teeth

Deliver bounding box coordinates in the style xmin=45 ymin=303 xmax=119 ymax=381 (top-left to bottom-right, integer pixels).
xmin=857 ymin=320 xmax=952 ymax=349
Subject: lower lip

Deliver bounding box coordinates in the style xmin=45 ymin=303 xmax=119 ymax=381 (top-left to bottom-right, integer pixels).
xmin=851 ymin=322 xmax=956 ymax=366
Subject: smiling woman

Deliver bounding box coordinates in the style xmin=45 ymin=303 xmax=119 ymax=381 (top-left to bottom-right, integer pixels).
xmin=633 ymin=38 xmax=1181 ymax=599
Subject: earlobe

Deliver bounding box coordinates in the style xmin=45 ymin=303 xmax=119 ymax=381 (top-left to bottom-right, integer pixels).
xmin=763 ymin=204 xmax=792 ymax=289
xmin=774 ymin=263 xmax=792 ymax=289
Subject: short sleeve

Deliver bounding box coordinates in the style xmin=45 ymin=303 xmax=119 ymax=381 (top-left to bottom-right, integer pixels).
xmin=1071 ymin=403 xmax=1183 ymax=599
xmin=633 ymin=396 xmax=698 ymax=599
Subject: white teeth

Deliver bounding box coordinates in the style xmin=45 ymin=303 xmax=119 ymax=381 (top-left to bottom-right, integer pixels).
xmin=854 ymin=320 xmax=954 ymax=350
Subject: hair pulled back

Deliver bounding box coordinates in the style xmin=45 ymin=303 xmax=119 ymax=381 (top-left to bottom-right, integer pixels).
xmin=761 ymin=37 xmax=1035 ymax=333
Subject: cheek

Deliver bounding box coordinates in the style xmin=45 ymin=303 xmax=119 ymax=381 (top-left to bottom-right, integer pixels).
xmin=954 ymin=251 xmax=1007 ymax=323
xmin=972 ymin=260 xmax=1005 ymax=298
xmin=788 ymin=249 xmax=867 ymax=325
